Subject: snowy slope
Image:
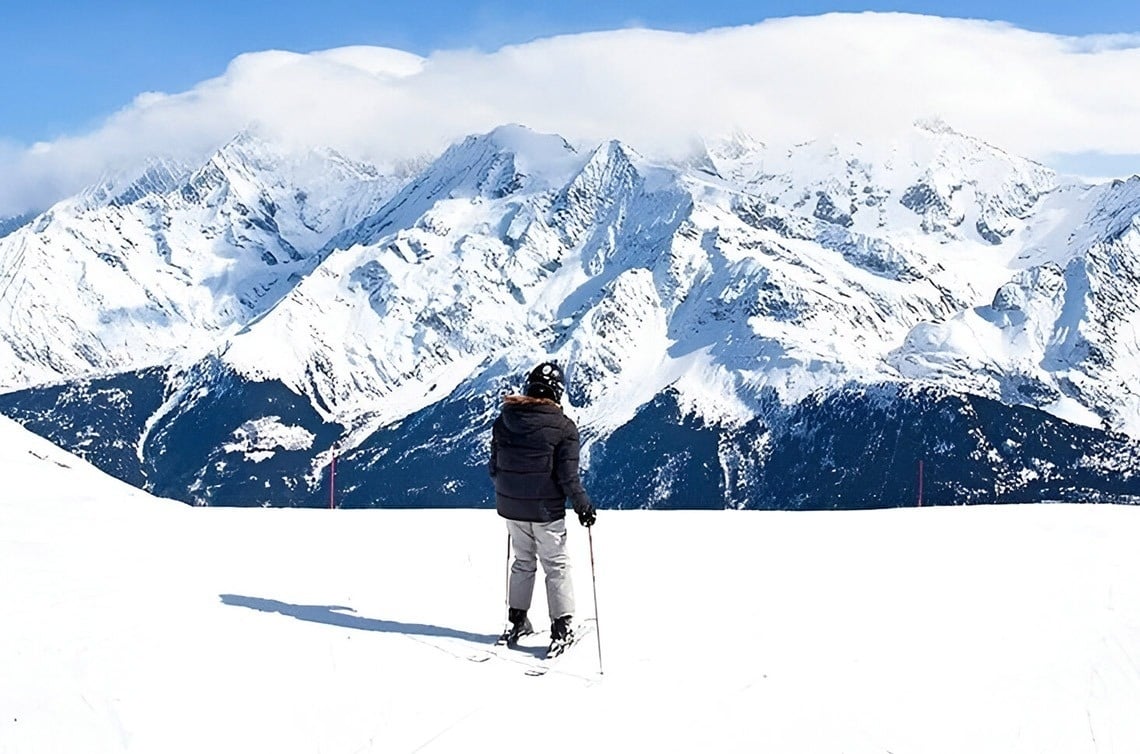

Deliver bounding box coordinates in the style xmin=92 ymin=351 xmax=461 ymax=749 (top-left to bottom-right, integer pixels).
xmin=0 ymin=415 xmax=180 ymax=512
xmin=2 ymin=460 xmax=1140 ymax=752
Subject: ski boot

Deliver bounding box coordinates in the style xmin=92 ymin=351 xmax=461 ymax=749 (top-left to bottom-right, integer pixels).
xmin=547 ymin=615 xmax=575 ymax=657
xmin=497 ymin=607 xmax=533 ymax=646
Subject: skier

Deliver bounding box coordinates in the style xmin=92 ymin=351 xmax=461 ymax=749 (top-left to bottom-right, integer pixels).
xmin=489 ymin=361 xmax=596 ymax=654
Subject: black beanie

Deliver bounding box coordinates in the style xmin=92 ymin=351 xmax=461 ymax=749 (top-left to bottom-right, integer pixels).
xmin=524 ymin=362 xmax=565 ymax=403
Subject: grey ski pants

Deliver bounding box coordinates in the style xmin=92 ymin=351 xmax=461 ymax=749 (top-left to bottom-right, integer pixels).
xmin=506 ymin=518 xmax=576 ymax=621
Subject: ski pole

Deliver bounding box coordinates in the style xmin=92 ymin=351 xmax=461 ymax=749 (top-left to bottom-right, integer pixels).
xmin=504 ymin=531 xmax=514 ymax=626
xmin=588 ymin=526 xmax=604 ymax=676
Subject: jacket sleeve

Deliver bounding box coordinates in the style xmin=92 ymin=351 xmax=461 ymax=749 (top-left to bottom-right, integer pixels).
xmin=553 ymin=419 xmax=593 ymax=513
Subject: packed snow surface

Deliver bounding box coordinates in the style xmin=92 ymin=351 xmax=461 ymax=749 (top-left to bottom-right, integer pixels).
xmin=3 ymin=416 xmax=1140 ymax=753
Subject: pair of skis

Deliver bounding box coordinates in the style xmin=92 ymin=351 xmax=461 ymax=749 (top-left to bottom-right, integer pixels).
xmin=469 ymin=619 xmax=596 ymax=677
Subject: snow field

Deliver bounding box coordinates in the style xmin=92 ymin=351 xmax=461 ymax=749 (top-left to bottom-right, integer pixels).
xmin=4 ymin=418 xmax=1140 ymax=752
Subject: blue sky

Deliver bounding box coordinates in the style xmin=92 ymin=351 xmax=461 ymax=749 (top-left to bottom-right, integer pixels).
xmin=3 ymin=0 xmax=1139 ymax=145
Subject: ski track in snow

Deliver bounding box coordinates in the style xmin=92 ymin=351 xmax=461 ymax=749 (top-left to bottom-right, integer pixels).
xmin=4 ymin=418 xmax=1140 ymax=753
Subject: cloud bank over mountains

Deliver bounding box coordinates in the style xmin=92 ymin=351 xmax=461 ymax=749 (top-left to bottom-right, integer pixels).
xmin=4 ymin=12 xmax=1140 ymax=217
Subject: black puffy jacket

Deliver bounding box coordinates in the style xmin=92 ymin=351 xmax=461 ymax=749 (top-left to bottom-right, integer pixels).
xmin=489 ymin=395 xmax=593 ymax=523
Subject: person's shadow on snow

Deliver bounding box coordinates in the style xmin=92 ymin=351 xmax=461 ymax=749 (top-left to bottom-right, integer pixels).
xmin=219 ymin=594 xmax=498 ymax=644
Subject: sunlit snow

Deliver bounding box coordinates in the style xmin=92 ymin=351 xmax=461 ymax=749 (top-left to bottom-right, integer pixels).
xmin=4 ymin=417 xmax=1140 ymax=753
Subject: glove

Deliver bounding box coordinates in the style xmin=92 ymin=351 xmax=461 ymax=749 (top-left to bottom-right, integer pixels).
xmin=576 ymin=504 xmax=596 ymax=528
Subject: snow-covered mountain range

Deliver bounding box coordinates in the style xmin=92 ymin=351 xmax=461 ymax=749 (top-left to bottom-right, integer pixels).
xmin=3 ymin=121 xmax=1140 ymax=508
xmin=0 ymin=133 xmax=416 ymax=387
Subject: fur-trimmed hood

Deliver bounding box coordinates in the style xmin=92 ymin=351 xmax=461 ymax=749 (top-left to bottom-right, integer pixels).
xmin=499 ymin=394 xmax=563 ymax=435
xmin=503 ymin=394 xmax=559 ymax=408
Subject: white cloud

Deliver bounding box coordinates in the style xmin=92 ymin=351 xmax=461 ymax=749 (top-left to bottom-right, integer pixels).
xmin=4 ymin=12 xmax=1140 ymax=217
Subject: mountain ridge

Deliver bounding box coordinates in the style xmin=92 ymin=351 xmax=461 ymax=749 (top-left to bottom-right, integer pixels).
xmin=3 ymin=122 xmax=1140 ymax=508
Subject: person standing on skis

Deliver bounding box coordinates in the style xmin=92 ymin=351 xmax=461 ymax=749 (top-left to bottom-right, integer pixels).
xmin=489 ymin=361 xmax=596 ymax=652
